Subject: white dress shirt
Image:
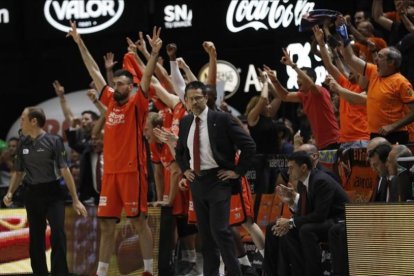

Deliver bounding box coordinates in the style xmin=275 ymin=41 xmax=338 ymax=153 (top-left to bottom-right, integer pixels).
xmin=187 ymin=107 xmax=218 ymax=171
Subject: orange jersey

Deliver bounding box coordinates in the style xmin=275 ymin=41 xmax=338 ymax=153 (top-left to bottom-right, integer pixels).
xmin=171 ymin=102 xmax=187 ymax=136
xmin=100 ymin=85 xmax=150 ymax=174
xmin=365 ymin=63 xmax=414 ymax=133
xmin=337 ymin=74 xmax=370 ymax=142
xmin=150 ymin=142 xmax=174 ymax=169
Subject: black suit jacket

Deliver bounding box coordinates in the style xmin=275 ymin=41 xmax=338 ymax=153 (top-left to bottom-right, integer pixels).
xmin=176 ymin=109 xmax=256 ymax=177
xmin=294 ymin=168 xmax=350 ymax=229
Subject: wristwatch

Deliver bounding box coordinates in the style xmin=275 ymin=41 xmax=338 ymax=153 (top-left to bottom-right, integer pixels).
xmin=288 ymin=218 xmax=295 ymax=229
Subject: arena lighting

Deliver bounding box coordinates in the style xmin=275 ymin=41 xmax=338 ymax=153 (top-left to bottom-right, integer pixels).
xmin=43 ymin=0 xmax=124 ymax=34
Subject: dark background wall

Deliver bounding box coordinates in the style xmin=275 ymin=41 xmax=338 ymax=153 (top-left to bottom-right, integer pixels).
xmin=1 ymin=0 xmax=386 ymax=138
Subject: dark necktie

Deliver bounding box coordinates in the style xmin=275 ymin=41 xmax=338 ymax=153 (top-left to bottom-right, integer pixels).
xmin=298 ymin=181 xmax=308 ymax=216
xmin=193 ymin=117 xmax=201 ymax=175
xmin=96 ymin=152 xmax=102 ymax=193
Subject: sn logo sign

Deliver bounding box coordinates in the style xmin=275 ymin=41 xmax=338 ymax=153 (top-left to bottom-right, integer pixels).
xmin=164 ymin=4 xmax=192 ymax=29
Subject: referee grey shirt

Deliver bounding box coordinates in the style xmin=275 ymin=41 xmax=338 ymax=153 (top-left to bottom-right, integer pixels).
xmin=15 ymin=132 xmax=68 ymax=185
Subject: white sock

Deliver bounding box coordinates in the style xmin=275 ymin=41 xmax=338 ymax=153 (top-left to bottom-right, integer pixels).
xmin=143 ymin=259 xmax=153 ymax=274
xmin=259 ymin=249 xmax=265 ymax=257
xmin=219 ymin=256 xmax=225 ymax=276
xmin=96 ymin=262 xmax=109 ymax=276
xmin=238 ymin=254 xmax=251 ymax=266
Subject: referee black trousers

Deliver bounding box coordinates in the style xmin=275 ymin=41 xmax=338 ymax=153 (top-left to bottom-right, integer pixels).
xmin=24 ymin=181 xmax=68 ymax=276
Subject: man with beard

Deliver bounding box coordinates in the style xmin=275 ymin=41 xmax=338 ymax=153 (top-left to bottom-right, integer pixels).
xmin=68 ymin=21 xmax=162 ymax=276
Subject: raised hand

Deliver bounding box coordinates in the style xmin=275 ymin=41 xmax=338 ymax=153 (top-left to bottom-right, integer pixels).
xmin=326 ymin=75 xmax=340 ymax=93
xmin=66 ymin=20 xmax=81 ymax=44
xmin=103 ymin=52 xmax=118 ymax=70
xmin=86 ymin=89 xmax=98 ymax=102
xmin=280 ymin=48 xmax=294 ymax=67
xmin=263 ymin=64 xmax=278 ymax=82
xmin=166 ymin=43 xmax=177 ymax=60
xmin=257 ymin=68 xmax=268 ymax=84
xmin=146 ymin=26 xmax=163 ymax=54
xmin=52 ymin=80 xmax=65 ymax=98
xmin=202 ymin=41 xmax=217 ymax=57
xmin=136 ymin=31 xmax=148 ymax=53
xmin=312 ymin=25 xmax=325 ymax=45
xmin=176 ymin=57 xmax=189 ymax=69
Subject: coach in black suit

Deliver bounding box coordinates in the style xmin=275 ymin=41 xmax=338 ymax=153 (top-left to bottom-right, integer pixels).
xmin=268 ymin=151 xmax=349 ymax=276
xmin=176 ymin=81 xmax=256 ymax=276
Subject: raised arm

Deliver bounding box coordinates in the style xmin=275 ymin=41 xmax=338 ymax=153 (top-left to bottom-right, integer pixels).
xmin=372 ymin=0 xmax=393 ymax=31
xmin=326 ymin=75 xmax=367 ymax=105
xmin=203 ymin=41 xmax=217 ymax=86
xmin=263 ymin=64 xmax=301 ymax=103
xmin=247 ymin=71 xmax=270 ymax=127
xmin=53 ymin=80 xmax=75 ymax=124
xmin=312 ymin=25 xmax=342 ymax=80
xmin=103 ymin=52 xmax=117 ymax=87
xmin=67 ymin=20 xmax=106 ymax=92
xmin=140 ymin=27 xmax=163 ymax=95
xmin=167 ymin=43 xmax=186 ymax=102
xmin=176 ymin=57 xmax=197 ymax=82
xmin=280 ymin=48 xmax=319 ymax=95
xmin=86 ymin=89 xmax=106 ymax=138
xmin=335 ymin=17 xmax=367 ymax=75
xmin=136 ymin=30 xmax=175 ymax=94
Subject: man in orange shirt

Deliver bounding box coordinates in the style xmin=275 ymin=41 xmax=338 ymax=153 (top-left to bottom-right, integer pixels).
xmin=68 ymin=21 xmax=162 ymax=276
xmin=338 ymin=18 xmax=414 ymax=144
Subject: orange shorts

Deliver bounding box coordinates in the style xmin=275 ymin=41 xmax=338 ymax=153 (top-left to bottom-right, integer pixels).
xmin=163 ymin=172 xmax=190 ymax=215
xmin=98 ymin=172 xmax=148 ymax=219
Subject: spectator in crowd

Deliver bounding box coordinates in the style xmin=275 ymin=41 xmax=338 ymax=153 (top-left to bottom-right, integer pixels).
xmin=339 ymin=16 xmax=414 ymax=144
xmin=245 ymin=70 xmax=282 ymax=193
xmin=268 ymin=49 xmax=340 ymax=150
xmin=312 ymin=25 xmax=370 ymax=150
xmin=0 ymin=137 xmax=19 ymax=207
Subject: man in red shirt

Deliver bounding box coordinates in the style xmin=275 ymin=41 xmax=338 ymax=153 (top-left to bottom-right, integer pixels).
xmin=68 ymin=22 xmax=162 ymax=276
xmin=268 ymin=49 xmax=340 ymax=150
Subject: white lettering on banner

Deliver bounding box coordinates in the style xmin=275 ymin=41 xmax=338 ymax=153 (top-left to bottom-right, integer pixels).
xmin=243 ymin=42 xmax=325 ymax=92
xmin=0 ymin=8 xmax=9 ymax=24
xmin=44 ymin=0 xmax=124 ymax=34
xmin=164 ymin=4 xmax=192 ymax=29
xmin=226 ymin=0 xmax=315 ymax=33
xmin=244 ymin=65 xmax=262 ymax=92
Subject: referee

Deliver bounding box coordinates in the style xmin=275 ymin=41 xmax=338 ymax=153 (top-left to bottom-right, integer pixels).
xmin=3 ymin=106 xmax=87 ymax=276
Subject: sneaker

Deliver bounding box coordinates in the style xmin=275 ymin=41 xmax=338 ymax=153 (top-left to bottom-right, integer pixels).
xmin=241 ymin=265 xmax=258 ymax=276
xmin=175 ymin=260 xmax=195 ymax=276
xmin=142 ymin=272 xmax=153 ymax=276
